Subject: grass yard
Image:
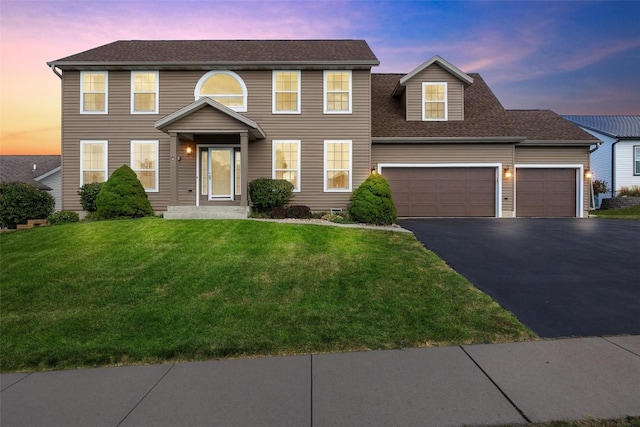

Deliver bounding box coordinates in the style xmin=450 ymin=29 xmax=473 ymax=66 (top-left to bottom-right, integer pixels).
xmin=0 ymin=218 xmax=534 ymax=372
xmin=592 ymin=205 xmax=640 ymax=220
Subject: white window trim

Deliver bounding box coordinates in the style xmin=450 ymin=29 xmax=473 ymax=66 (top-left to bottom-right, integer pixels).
xmin=130 ymin=71 xmax=159 ymax=114
xmin=272 ymin=70 xmax=301 ymax=114
xmin=324 ymin=140 xmax=352 ymax=192
xmin=80 ymin=140 xmax=108 ymax=186
xmin=194 ymin=70 xmax=248 ymax=112
xmin=514 ymin=164 xmax=585 ymax=218
xmin=130 ymin=140 xmax=159 ymax=192
xmin=634 ymin=146 xmax=640 ymax=176
xmin=80 ymin=71 xmax=108 ymax=114
xmin=422 ymin=82 xmax=448 ymax=121
xmin=272 ymin=140 xmax=301 ymax=192
xmin=323 ymin=70 xmax=352 ymax=114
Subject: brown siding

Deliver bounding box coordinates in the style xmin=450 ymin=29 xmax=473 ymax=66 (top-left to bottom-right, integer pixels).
xmin=404 ymin=64 xmax=465 ymax=121
xmin=515 ymin=146 xmax=590 ymax=214
xmin=372 ymin=143 xmax=515 ymax=212
xmin=61 ymin=68 xmax=372 ymax=212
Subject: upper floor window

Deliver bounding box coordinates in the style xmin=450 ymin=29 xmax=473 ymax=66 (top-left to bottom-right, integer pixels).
xmin=273 ymin=71 xmax=301 ymax=114
xmin=324 ymin=140 xmax=352 ymax=191
xmin=131 ymin=71 xmax=159 ymax=114
xmin=81 ymin=71 xmax=108 ymax=114
xmin=80 ymin=140 xmax=108 ymax=185
xmin=273 ymin=140 xmax=301 ymax=191
xmin=634 ymin=146 xmax=640 ymax=175
xmin=131 ymin=140 xmax=159 ymax=192
xmin=324 ymin=71 xmax=352 ymax=114
xmin=194 ymin=71 xmax=247 ymax=112
xmin=422 ymin=82 xmax=447 ymax=121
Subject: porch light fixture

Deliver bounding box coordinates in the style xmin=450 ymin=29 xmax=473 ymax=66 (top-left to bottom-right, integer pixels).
xmin=585 ymin=168 xmax=593 ymax=179
xmin=503 ymin=167 xmax=512 ymax=179
xmin=186 ymin=146 xmax=193 ymax=155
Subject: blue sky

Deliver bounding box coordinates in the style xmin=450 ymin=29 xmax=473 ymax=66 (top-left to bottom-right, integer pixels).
xmin=1 ymin=0 xmax=638 ymax=154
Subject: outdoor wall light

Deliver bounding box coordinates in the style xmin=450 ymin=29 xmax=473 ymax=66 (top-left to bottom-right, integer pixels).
xmin=503 ymin=167 xmax=512 ymax=179
xmin=585 ymin=168 xmax=593 ymax=179
xmin=186 ymin=146 xmax=193 ymax=155
xmin=370 ymin=166 xmax=378 ymax=174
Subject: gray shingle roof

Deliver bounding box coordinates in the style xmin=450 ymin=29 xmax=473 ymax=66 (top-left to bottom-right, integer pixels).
xmin=0 ymin=156 xmax=61 ymax=190
xmin=49 ymin=40 xmax=379 ymax=67
xmin=372 ymin=73 xmax=597 ymax=142
xmin=562 ymin=115 xmax=640 ymax=139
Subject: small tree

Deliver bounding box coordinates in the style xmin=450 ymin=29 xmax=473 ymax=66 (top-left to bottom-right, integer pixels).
xmin=95 ymin=165 xmax=154 ymax=219
xmin=248 ymin=178 xmax=294 ymax=212
xmin=348 ymin=173 xmax=397 ymax=225
xmin=0 ymin=182 xmax=55 ymax=229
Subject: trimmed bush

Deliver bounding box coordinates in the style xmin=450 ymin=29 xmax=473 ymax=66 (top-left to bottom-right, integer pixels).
xmin=0 ymin=182 xmax=55 ymax=229
xmin=47 ymin=210 xmax=80 ymax=225
xmin=95 ymin=165 xmax=154 ymax=219
xmin=348 ymin=173 xmax=397 ymax=225
xmin=248 ymin=178 xmax=294 ymax=212
xmin=286 ymin=205 xmax=312 ymax=219
xmin=268 ymin=206 xmax=288 ymax=219
xmin=78 ymin=182 xmax=104 ymax=212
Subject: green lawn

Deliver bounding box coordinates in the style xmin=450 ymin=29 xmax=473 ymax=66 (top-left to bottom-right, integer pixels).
xmin=592 ymin=205 xmax=640 ymax=220
xmin=0 ymin=218 xmax=534 ymax=372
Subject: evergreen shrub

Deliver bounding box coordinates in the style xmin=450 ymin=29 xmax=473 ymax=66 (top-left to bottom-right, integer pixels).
xmin=248 ymin=178 xmax=294 ymax=212
xmin=348 ymin=173 xmax=397 ymax=225
xmin=95 ymin=165 xmax=154 ymax=219
xmin=0 ymin=182 xmax=55 ymax=229
xmin=78 ymin=182 xmax=103 ymax=212
xmin=47 ymin=210 xmax=80 ymax=225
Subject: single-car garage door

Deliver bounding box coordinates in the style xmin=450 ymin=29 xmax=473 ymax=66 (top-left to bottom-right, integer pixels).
xmin=382 ymin=167 xmax=496 ymax=217
xmin=516 ymin=168 xmax=576 ymax=217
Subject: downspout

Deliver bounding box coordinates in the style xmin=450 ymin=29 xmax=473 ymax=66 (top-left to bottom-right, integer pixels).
xmin=588 ymin=142 xmax=601 ymax=210
xmin=611 ymin=139 xmax=620 ymax=197
xmin=49 ymin=64 xmax=62 ymax=79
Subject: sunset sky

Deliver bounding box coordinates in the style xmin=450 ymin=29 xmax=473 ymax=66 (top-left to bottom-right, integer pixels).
xmin=1 ymin=0 xmax=638 ymax=155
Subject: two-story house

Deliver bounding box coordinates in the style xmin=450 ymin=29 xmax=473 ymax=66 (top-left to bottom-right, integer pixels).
xmin=47 ymin=40 xmax=597 ymax=218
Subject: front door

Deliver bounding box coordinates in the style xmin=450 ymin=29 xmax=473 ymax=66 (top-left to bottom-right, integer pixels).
xmin=207 ymin=148 xmax=234 ymax=200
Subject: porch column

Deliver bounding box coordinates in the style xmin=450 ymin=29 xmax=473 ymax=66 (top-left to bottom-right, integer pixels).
xmin=240 ymin=131 xmax=249 ymax=207
xmin=169 ymin=132 xmax=178 ymax=206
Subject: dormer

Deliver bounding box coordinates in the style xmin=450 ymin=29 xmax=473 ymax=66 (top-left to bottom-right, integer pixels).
xmin=392 ymin=56 xmax=473 ymax=122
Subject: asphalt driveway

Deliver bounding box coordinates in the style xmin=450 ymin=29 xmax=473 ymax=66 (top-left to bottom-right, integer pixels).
xmin=399 ymin=218 xmax=640 ymax=338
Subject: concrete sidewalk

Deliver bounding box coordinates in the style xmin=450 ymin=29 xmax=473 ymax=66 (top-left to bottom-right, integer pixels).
xmin=1 ymin=336 xmax=639 ymax=427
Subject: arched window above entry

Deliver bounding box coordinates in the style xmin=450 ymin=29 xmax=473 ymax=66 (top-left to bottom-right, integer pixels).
xmin=194 ymin=71 xmax=248 ymax=112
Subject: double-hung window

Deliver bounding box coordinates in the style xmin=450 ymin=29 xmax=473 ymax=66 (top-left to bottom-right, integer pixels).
xmin=80 ymin=141 xmax=108 ymax=185
xmin=324 ymin=140 xmax=352 ymax=191
xmin=324 ymin=71 xmax=352 ymax=114
xmin=131 ymin=140 xmax=159 ymax=192
xmin=273 ymin=71 xmax=300 ymax=114
xmin=422 ymin=82 xmax=447 ymax=121
xmin=81 ymin=71 xmax=108 ymax=114
xmin=273 ymin=140 xmax=301 ymax=191
xmin=634 ymin=146 xmax=640 ymax=175
xmin=131 ymin=71 xmax=159 ymax=114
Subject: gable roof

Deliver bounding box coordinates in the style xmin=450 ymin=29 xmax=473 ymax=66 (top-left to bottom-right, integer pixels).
xmin=562 ymin=115 xmax=640 ymax=139
xmin=372 ymin=73 xmax=598 ymax=144
xmin=48 ymin=40 xmax=379 ymax=70
xmin=392 ymin=55 xmax=474 ymax=96
xmin=155 ymin=97 xmax=266 ymax=139
xmin=0 ymin=156 xmax=61 ymax=190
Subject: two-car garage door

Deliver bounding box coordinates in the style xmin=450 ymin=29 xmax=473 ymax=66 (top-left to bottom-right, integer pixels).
xmin=382 ymin=167 xmax=496 ymax=217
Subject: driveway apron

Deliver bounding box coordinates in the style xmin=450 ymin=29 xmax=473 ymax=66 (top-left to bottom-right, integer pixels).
xmin=399 ymin=218 xmax=640 ymax=338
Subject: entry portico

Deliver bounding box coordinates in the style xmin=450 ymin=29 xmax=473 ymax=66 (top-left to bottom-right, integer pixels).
xmin=155 ymin=97 xmax=266 ymax=210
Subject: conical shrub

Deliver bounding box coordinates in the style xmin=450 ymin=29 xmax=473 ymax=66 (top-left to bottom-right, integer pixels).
xmin=348 ymin=173 xmax=396 ymax=225
xmin=96 ymin=165 xmax=154 ymax=219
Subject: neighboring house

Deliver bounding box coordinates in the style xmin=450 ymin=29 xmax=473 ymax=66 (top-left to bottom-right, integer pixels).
xmin=0 ymin=155 xmax=62 ymax=211
xmin=47 ymin=40 xmax=597 ymax=218
xmin=563 ymin=115 xmax=640 ymax=207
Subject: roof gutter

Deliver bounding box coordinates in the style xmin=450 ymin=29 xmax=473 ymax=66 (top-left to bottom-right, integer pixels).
xmin=48 ymin=64 xmax=62 ymax=79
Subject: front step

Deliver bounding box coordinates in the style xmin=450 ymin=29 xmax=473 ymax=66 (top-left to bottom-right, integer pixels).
xmin=163 ymin=206 xmax=250 ymax=220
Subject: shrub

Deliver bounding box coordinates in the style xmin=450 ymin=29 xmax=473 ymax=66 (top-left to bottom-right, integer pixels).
xmin=78 ymin=182 xmax=104 ymax=212
xmin=321 ymin=212 xmax=354 ymax=224
xmin=348 ymin=173 xmax=397 ymax=225
xmin=286 ymin=205 xmax=312 ymax=219
xmin=47 ymin=210 xmax=80 ymax=225
xmin=95 ymin=165 xmax=154 ymax=219
xmin=268 ymin=206 xmax=288 ymax=219
xmin=0 ymin=182 xmax=55 ymax=229
xmin=618 ymin=185 xmax=640 ymax=197
xmin=592 ymin=179 xmax=608 ymax=196
xmin=248 ymin=178 xmax=294 ymax=212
